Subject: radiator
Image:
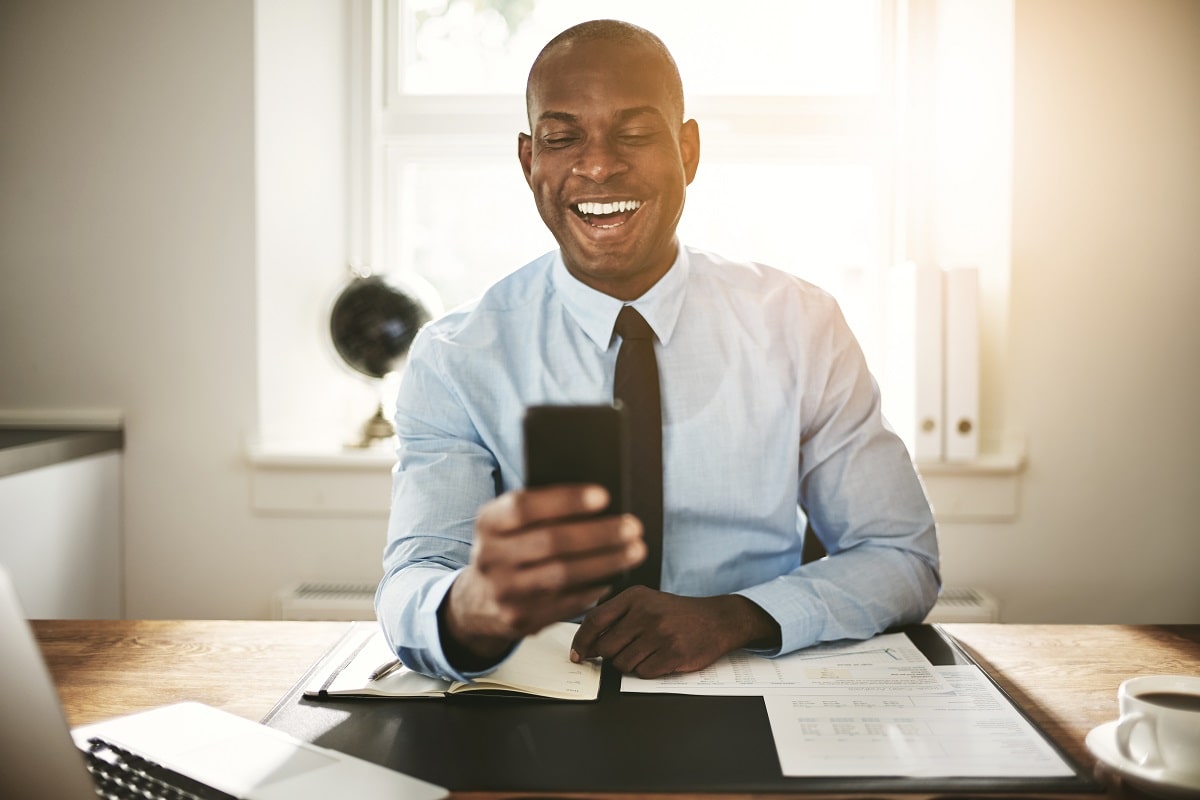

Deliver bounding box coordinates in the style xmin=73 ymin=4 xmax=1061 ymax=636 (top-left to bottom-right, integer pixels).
xmin=924 ymin=587 xmax=999 ymax=623
xmin=274 ymin=582 xmax=999 ymax=623
xmin=274 ymin=582 xmax=377 ymax=621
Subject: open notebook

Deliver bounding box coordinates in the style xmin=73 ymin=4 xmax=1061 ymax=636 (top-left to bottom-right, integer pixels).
xmin=0 ymin=564 xmax=447 ymax=800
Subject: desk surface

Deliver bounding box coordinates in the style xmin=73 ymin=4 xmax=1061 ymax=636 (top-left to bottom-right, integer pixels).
xmin=32 ymin=620 xmax=1200 ymax=799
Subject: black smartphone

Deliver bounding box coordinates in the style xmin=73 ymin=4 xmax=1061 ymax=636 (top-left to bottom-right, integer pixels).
xmin=522 ymin=403 xmax=629 ymax=517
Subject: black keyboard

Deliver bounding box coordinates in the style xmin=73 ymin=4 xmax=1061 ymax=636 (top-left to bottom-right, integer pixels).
xmin=83 ymin=737 xmax=235 ymax=800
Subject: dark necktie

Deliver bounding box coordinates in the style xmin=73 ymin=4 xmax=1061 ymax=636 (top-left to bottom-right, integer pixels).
xmin=613 ymin=305 xmax=663 ymax=590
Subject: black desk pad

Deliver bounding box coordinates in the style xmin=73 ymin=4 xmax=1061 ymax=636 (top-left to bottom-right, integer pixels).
xmin=262 ymin=625 xmax=1099 ymax=794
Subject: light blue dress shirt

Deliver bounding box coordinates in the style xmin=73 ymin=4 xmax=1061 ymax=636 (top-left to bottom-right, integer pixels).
xmin=377 ymin=245 xmax=940 ymax=682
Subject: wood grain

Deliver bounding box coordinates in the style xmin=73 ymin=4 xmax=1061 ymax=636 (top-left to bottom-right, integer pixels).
xmin=33 ymin=619 xmax=349 ymax=726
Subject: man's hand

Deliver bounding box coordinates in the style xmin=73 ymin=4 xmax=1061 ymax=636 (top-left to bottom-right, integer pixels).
xmin=440 ymin=485 xmax=646 ymax=670
xmin=569 ymin=588 xmax=781 ymax=678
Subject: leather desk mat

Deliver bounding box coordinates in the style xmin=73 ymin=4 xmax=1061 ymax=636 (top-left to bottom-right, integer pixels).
xmin=263 ymin=625 xmax=1097 ymax=794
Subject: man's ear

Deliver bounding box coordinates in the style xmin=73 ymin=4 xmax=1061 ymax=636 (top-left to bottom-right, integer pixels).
xmin=680 ymin=119 xmax=700 ymax=185
xmin=517 ymin=132 xmax=534 ymax=188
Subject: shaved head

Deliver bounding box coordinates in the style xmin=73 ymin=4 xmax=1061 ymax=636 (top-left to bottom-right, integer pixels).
xmin=526 ymin=19 xmax=685 ymax=128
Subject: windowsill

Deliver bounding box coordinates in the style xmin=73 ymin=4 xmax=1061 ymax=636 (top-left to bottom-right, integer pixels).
xmin=916 ymin=445 xmax=1027 ymax=522
xmin=246 ymin=440 xmax=397 ymax=518
xmin=247 ymin=440 xmax=1026 ymax=522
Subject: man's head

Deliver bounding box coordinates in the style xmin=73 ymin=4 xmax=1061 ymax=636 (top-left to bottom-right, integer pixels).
xmin=519 ymin=20 xmax=700 ymax=301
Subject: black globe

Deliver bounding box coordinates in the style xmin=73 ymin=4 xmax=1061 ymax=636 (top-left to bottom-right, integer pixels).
xmin=329 ymin=275 xmax=432 ymax=379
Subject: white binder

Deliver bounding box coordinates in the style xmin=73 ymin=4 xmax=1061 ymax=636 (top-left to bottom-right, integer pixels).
xmin=883 ymin=261 xmax=944 ymax=462
xmin=943 ymin=266 xmax=980 ymax=462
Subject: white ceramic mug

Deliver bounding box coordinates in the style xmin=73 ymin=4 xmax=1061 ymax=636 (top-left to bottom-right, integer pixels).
xmin=1115 ymin=674 xmax=1200 ymax=777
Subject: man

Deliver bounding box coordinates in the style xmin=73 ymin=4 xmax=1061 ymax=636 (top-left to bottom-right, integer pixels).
xmin=376 ymin=19 xmax=939 ymax=682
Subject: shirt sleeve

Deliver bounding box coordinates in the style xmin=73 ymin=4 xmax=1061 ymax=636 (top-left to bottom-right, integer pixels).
xmin=373 ymin=329 xmax=505 ymax=682
xmin=735 ymin=298 xmax=942 ymax=656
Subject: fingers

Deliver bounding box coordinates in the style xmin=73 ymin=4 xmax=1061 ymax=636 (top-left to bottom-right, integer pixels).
xmin=517 ymin=514 xmax=644 ymax=573
xmin=475 ymin=487 xmax=645 ymax=591
xmin=570 ymin=587 xmax=634 ymax=661
xmin=479 ymin=484 xmax=610 ymax=535
xmin=572 ymin=592 xmax=755 ymax=679
xmin=583 ymin=613 xmax=681 ymax=678
xmin=447 ymin=563 xmax=609 ymax=642
xmin=450 ymin=488 xmax=646 ymax=647
xmin=571 ymin=587 xmax=666 ymax=675
xmin=475 ymin=514 xmax=645 ymax=594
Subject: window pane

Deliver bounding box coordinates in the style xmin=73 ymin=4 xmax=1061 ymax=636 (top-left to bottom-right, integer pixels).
xmin=391 ymin=159 xmax=556 ymax=310
xmin=400 ymin=0 xmax=881 ymax=97
xmin=681 ymin=163 xmax=876 ymax=283
xmin=391 ymin=157 xmax=883 ymax=362
xmin=680 ymin=162 xmax=882 ymax=359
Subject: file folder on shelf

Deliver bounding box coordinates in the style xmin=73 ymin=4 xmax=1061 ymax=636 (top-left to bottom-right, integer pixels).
xmin=944 ymin=266 xmax=980 ymax=462
xmin=884 ymin=261 xmax=944 ymax=462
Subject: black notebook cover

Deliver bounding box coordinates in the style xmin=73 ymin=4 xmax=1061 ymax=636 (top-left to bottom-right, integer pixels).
xmin=262 ymin=624 xmax=1098 ymax=794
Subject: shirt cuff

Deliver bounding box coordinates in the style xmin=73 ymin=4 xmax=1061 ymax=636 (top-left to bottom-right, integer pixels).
xmin=734 ymin=578 xmax=821 ymax=657
xmin=379 ymin=567 xmax=519 ymax=684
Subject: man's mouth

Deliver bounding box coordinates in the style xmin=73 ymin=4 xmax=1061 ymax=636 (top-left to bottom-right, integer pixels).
xmin=574 ymin=200 xmax=641 ymax=229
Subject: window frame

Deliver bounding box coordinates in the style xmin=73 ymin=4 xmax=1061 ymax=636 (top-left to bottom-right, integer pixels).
xmin=328 ymin=0 xmax=1014 ymax=462
xmin=249 ymin=0 xmax=1022 ymax=515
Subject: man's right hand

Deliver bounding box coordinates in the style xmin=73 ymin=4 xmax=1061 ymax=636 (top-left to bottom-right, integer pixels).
xmin=439 ymin=484 xmax=646 ymax=670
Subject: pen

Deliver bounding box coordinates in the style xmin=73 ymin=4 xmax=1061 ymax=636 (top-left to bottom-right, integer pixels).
xmin=369 ymin=658 xmax=403 ymax=682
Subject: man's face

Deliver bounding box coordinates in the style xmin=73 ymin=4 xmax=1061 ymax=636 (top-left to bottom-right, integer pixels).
xmin=519 ymin=39 xmax=699 ymax=301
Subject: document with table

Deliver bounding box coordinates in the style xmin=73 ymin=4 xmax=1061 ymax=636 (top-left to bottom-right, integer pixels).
xmin=621 ymin=632 xmax=1075 ymax=779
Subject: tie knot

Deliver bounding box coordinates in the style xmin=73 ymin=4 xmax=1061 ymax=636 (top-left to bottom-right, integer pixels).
xmin=614 ymin=306 xmax=655 ymax=342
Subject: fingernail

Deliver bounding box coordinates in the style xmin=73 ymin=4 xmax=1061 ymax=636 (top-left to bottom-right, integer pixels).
xmin=620 ymin=515 xmax=640 ymax=539
xmin=582 ymin=486 xmax=607 ymax=508
xmin=570 ymin=649 xmax=581 ymax=663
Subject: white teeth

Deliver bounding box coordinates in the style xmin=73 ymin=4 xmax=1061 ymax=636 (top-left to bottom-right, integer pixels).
xmin=576 ymin=200 xmax=640 ymax=216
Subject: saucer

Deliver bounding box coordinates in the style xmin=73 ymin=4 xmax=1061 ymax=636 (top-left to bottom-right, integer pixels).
xmin=1086 ymin=720 xmax=1200 ymax=798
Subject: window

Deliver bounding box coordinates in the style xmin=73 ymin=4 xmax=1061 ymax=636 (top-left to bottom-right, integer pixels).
xmin=255 ymin=0 xmax=1012 ymax=460
xmin=358 ymin=0 xmax=904 ymax=368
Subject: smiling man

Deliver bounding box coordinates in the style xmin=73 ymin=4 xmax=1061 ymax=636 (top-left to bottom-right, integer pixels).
xmin=376 ymin=20 xmax=940 ymax=682
xmin=518 ymin=30 xmax=696 ymax=303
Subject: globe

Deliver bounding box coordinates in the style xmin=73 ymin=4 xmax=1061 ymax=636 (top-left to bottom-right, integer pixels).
xmin=329 ymin=273 xmax=436 ymax=447
xmin=329 ymin=275 xmax=432 ymax=380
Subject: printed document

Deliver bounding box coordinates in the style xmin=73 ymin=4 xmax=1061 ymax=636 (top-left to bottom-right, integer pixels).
xmin=621 ymin=633 xmax=952 ymax=696
xmin=763 ymin=665 xmax=1076 ymax=777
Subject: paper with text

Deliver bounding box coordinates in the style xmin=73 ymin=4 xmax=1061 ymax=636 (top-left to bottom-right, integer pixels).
xmin=621 ymin=633 xmax=952 ymax=696
xmin=764 ymin=665 xmax=1076 ymax=777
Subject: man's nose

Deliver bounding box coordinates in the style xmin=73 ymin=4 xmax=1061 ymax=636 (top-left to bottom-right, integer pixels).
xmin=571 ymin=137 xmax=627 ymax=182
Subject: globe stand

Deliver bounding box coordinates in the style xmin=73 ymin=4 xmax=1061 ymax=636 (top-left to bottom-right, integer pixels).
xmin=350 ymin=402 xmax=395 ymax=449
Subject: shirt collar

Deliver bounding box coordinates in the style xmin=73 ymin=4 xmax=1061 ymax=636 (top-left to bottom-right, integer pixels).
xmin=552 ymin=245 xmax=690 ymax=350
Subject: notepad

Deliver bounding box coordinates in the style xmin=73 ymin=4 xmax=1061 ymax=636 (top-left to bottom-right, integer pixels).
xmin=304 ymin=621 xmax=600 ymax=701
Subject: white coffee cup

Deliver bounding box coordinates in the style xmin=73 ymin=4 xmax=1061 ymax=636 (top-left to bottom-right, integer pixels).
xmin=1115 ymin=674 xmax=1200 ymax=777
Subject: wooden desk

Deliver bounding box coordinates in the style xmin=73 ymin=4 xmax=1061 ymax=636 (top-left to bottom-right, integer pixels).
xmin=32 ymin=620 xmax=1200 ymax=799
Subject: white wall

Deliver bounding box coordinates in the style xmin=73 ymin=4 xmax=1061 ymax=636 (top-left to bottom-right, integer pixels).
xmin=937 ymin=0 xmax=1200 ymax=622
xmin=0 ymin=0 xmax=386 ymax=619
xmin=0 ymin=0 xmax=1196 ymax=622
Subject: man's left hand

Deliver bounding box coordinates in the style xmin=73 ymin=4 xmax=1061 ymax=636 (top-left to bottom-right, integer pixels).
xmin=569 ymin=588 xmax=780 ymax=678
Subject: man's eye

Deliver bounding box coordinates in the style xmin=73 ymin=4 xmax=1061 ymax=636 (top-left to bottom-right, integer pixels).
xmin=618 ymin=131 xmax=656 ymax=144
xmin=541 ymin=135 xmax=578 ymax=149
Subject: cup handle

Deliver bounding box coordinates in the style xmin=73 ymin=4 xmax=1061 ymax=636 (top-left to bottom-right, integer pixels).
xmin=1116 ymin=711 xmax=1162 ymax=768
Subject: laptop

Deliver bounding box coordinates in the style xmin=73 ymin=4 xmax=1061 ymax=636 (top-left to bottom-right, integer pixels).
xmin=0 ymin=565 xmax=448 ymax=800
